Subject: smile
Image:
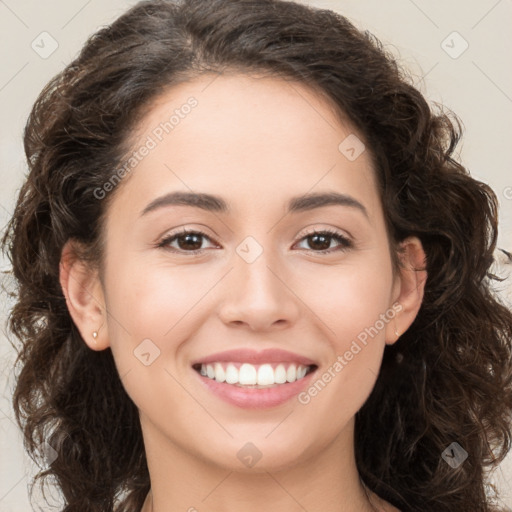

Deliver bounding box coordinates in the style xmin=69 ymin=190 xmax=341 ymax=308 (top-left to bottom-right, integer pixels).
xmin=192 ymin=362 xmax=317 ymax=388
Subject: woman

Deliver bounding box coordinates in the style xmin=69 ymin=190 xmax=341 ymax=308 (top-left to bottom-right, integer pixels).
xmin=2 ymin=0 xmax=512 ymax=510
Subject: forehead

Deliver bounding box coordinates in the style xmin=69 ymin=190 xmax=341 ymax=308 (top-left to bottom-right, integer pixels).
xmin=108 ymin=73 xmax=381 ymax=221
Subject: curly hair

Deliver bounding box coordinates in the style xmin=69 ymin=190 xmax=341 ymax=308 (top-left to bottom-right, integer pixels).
xmin=2 ymin=0 xmax=512 ymax=510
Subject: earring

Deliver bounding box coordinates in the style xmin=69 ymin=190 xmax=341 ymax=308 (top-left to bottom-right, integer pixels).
xmin=92 ymin=331 xmax=98 ymax=339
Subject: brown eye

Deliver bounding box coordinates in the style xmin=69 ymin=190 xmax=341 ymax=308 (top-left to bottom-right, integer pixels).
xmin=158 ymin=229 xmax=217 ymax=253
xmin=307 ymin=233 xmax=331 ymax=251
xmin=296 ymin=229 xmax=352 ymax=253
xmin=175 ymin=232 xmax=203 ymax=251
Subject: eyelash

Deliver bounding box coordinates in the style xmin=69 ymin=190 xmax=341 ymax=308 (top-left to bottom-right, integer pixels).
xmin=157 ymin=228 xmax=353 ymax=255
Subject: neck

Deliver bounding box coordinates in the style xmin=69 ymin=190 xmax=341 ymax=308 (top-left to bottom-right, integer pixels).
xmin=138 ymin=414 xmax=389 ymax=512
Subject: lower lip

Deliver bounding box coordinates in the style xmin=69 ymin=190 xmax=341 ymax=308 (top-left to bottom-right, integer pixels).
xmin=193 ymin=367 xmax=317 ymax=409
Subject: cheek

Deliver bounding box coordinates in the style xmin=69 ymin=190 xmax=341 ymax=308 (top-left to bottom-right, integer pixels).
xmin=302 ymin=259 xmax=394 ymax=343
xmin=101 ymin=258 xmax=203 ymax=415
xmin=106 ymin=257 xmax=205 ymax=335
xmin=296 ymin=259 xmax=393 ymax=401
xmin=102 ymin=256 xmax=220 ymax=383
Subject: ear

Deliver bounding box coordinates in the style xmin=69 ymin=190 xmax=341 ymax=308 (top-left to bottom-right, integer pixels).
xmin=385 ymin=236 xmax=427 ymax=345
xmin=59 ymin=240 xmax=109 ymax=351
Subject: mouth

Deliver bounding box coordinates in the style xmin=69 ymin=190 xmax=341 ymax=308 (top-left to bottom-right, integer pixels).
xmin=192 ymin=361 xmax=318 ymax=389
xmin=190 ymin=348 xmax=319 ymax=409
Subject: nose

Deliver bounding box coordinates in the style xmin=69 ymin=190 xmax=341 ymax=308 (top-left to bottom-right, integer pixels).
xmin=217 ymin=247 xmax=301 ymax=332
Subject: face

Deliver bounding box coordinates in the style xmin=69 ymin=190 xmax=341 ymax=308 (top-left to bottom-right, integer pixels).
xmin=66 ymin=73 xmax=424 ymax=473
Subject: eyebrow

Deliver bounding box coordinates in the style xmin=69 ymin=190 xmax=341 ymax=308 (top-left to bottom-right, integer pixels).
xmin=140 ymin=191 xmax=368 ymax=218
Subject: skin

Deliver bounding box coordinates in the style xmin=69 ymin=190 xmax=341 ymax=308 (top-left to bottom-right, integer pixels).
xmin=60 ymin=73 xmax=427 ymax=512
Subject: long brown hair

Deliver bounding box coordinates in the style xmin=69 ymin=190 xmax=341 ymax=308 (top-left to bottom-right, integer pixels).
xmin=2 ymin=0 xmax=512 ymax=510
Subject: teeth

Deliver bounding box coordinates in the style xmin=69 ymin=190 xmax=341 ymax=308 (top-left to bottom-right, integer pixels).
xmin=214 ymin=362 xmax=226 ymax=383
xmin=198 ymin=362 xmax=312 ymax=386
xmin=257 ymin=364 xmax=274 ymax=385
xmin=297 ymin=366 xmax=307 ymax=379
xmin=274 ymin=364 xmax=287 ymax=384
xmin=239 ymin=363 xmax=257 ymax=385
xmin=225 ymin=363 xmax=238 ymax=384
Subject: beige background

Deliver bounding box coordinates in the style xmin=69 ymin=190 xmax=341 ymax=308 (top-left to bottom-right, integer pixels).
xmin=1 ymin=0 xmax=511 ymax=510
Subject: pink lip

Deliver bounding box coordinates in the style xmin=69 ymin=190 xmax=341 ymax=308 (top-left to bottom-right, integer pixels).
xmin=190 ymin=348 xmax=317 ymax=367
xmin=190 ymin=348 xmax=318 ymax=409
xmin=193 ymin=367 xmax=317 ymax=409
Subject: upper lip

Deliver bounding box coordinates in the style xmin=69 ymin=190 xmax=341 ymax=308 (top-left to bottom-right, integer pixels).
xmin=191 ymin=348 xmax=318 ymax=367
